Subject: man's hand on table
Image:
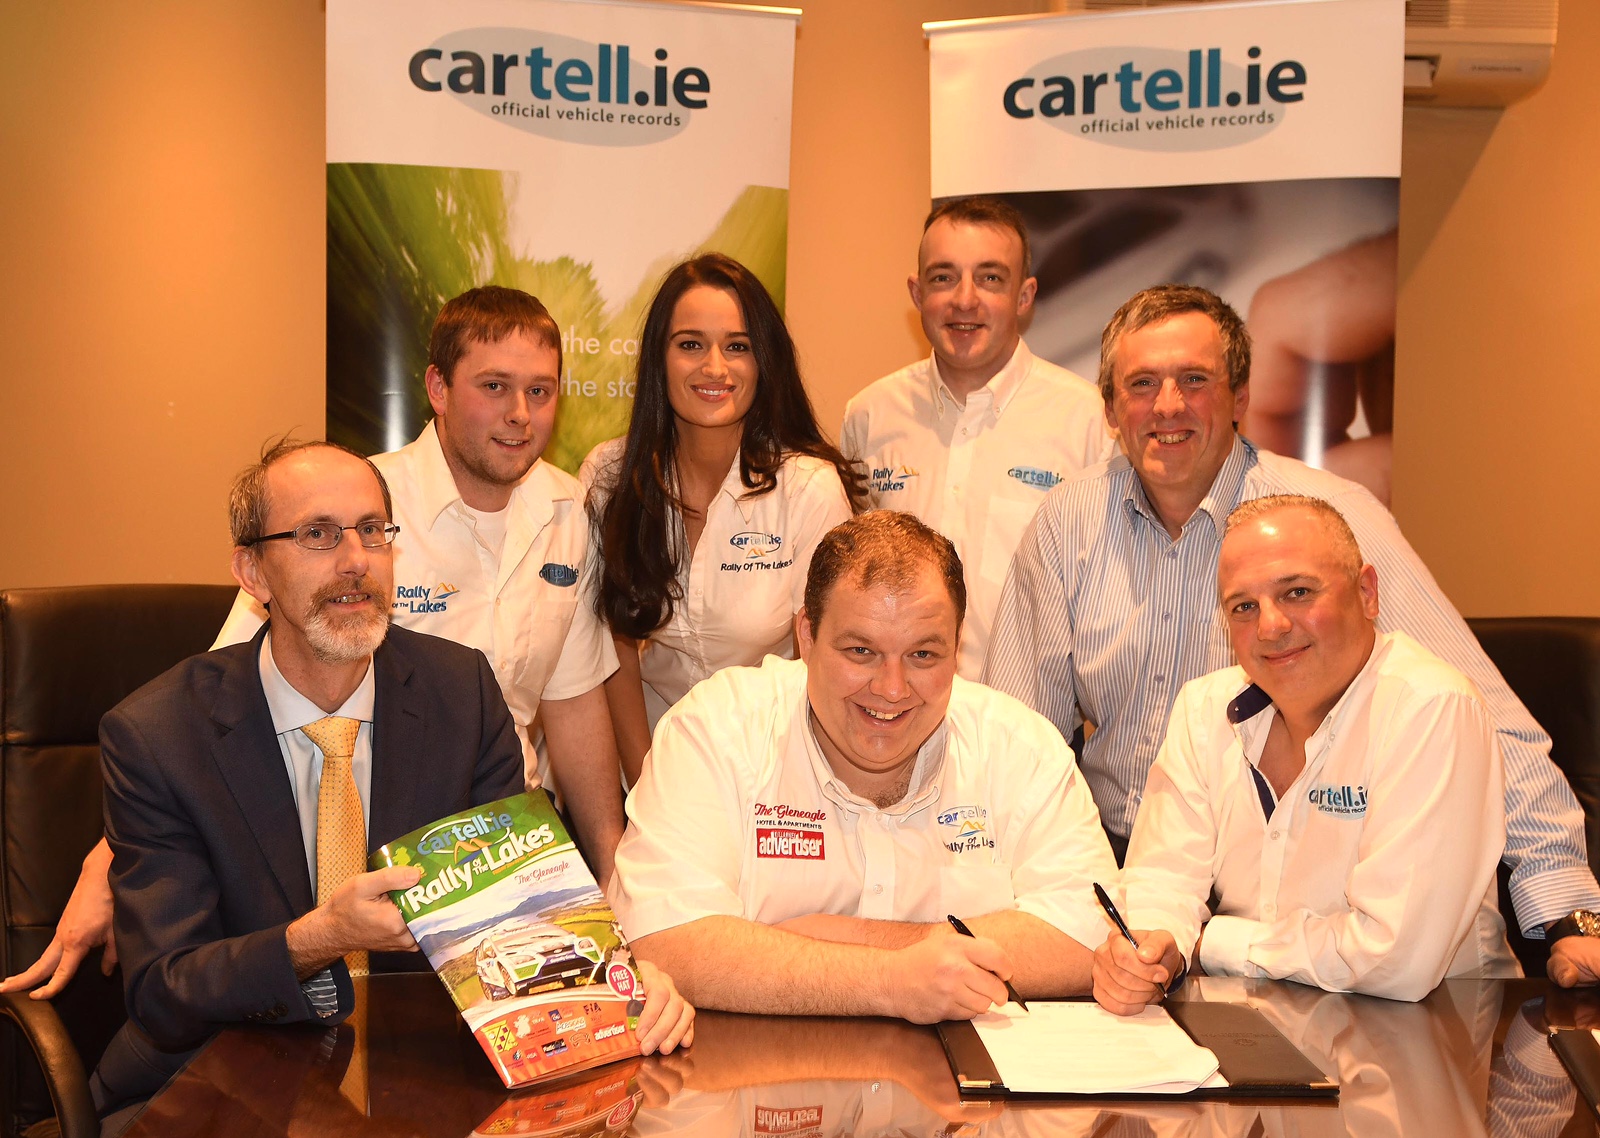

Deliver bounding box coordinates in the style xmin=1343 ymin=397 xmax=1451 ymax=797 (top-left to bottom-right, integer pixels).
xmin=1548 ymin=934 xmax=1600 ymax=988
xmin=635 ymin=960 xmax=695 ymax=1055
xmin=1092 ymin=929 xmax=1183 ymax=1016
xmin=0 ymin=837 xmax=116 ymax=999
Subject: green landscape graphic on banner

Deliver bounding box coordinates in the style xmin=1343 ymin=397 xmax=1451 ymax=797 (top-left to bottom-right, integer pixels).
xmin=327 ymin=163 xmax=788 ymax=473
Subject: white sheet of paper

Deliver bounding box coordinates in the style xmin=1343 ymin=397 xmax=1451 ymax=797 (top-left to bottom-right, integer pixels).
xmin=972 ymin=1002 xmax=1224 ymax=1094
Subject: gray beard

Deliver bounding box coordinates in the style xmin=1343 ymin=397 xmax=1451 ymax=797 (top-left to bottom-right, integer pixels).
xmin=303 ymin=600 xmax=391 ymax=664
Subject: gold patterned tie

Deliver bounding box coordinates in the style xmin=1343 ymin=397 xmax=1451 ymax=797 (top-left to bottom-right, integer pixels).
xmin=302 ymin=715 xmax=368 ymax=977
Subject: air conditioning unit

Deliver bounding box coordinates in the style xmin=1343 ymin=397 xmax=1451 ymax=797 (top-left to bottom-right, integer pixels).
xmin=1403 ymin=0 xmax=1557 ymax=106
xmin=1054 ymin=0 xmax=1560 ymax=107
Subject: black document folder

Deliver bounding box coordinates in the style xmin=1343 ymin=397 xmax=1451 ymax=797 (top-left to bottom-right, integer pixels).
xmin=1549 ymin=1029 xmax=1600 ymax=1121
xmin=937 ymin=1000 xmax=1338 ymax=1100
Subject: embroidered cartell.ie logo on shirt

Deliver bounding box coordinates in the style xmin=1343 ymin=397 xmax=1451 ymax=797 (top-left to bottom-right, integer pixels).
xmin=730 ymin=531 xmax=783 ymax=559
xmin=938 ymin=804 xmax=994 ymax=853
xmin=539 ymin=563 xmax=579 ymax=586
xmin=394 ymin=582 xmax=459 ymax=613
xmin=722 ymin=532 xmax=794 ymax=573
xmin=1007 ymin=465 xmax=1063 ymax=490
xmin=1308 ymin=783 xmax=1368 ymax=817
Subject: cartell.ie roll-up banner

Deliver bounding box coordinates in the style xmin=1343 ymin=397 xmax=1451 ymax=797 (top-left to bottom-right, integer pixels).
xmin=926 ymin=0 xmax=1403 ymax=504
xmin=327 ymin=0 xmax=798 ymax=472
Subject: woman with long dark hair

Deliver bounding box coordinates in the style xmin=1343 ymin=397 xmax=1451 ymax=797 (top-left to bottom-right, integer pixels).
xmin=583 ymin=253 xmax=865 ymax=784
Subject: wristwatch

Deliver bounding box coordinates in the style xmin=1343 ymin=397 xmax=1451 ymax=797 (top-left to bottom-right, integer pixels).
xmin=1548 ymin=909 xmax=1600 ymax=943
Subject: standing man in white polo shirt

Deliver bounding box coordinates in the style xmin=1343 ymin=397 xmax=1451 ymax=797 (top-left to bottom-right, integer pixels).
xmin=4 ymin=288 xmax=628 ymax=1001
xmin=839 ymin=197 xmax=1110 ymax=678
xmin=611 ymin=512 xmax=1116 ymax=1022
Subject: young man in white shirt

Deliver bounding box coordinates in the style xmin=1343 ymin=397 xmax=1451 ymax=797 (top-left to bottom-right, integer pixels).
xmin=840 ymin=198 xmax=1109 ymax=679
xmin=5 ymin=287 xmax=628 ymax=1000
xmin=611 ymin=511 xmax=1116 ymax=1023
xmin=1093 ymin=495 xmax=1518 ymax=1011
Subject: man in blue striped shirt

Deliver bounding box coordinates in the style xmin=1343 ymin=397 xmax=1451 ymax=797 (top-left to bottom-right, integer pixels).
xmin=984 ymin=284 xmax=1600 ymax=986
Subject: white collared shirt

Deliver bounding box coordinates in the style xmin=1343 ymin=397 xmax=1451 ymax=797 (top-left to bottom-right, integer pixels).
xmin=840 ymin=339 xmax=1110 ymax=678
xmin=609 ymin=656 xmax=1115 ymax=948
xmin=257 ymin=632 xmax=375 ymax=885
xmin=215 ymin=422 xmax=618 ymax=791
xmin=580 ymin=439 xmax=852 ymax=721
xmin=1121 ymin=631 xmax=1519 ymax=1001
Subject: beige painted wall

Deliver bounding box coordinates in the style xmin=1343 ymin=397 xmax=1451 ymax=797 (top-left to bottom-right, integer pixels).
xmin=2 ymin=0 xmax=1596 ymax=618
xmin=0 ymin=3 xmax=326 ymax=588
xmin=1389 ymin=0 xmax=1600 ymax=617
xmin=786 ymin=0 xmax=1047 ymax=436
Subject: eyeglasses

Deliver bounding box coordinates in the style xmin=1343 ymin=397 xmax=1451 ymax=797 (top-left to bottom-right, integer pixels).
xmin=245 ymin=521 xmax=401 ymax=550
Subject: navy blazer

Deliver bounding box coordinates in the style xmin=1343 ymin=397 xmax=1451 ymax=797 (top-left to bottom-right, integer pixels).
xmin=93 ymin=623 xmax=524 ymax=1107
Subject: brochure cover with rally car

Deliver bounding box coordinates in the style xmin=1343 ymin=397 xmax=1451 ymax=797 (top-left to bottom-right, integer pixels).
xmin=371 ymin=791 xmax=646 ymax=1088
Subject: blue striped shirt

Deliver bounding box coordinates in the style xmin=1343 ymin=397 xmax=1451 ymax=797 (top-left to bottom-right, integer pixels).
xmin=984 ymin=435 xmax=1599 ymax=935
xmin=1489 ymin=1004 xmax=1575 ymax=1138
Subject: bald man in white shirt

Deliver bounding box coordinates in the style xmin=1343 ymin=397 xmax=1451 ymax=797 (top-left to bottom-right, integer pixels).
xmin=1094 ymin=495 xmax=1518 ymax=1012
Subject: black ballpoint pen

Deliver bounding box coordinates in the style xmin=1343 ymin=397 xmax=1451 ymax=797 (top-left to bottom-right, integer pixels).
xmin=1092 ymin=883 xmax=1139 ymax=948
xmin=1094 ymin=882 xmax=1176 ymax=1000
xmin=946 ymin=914 xmax=1028 ymax=1012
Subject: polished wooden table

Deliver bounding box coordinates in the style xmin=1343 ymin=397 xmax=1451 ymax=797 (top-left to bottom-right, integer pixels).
xmin=120 ymin=973 xmax=1600 ymax=1137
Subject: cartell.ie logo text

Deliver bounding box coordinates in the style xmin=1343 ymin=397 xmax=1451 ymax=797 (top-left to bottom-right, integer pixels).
xmin=722 ymin=532 xmax=794 ymax=573
xmin=938 ymin=805 xmax=994 ymax=853
xmin=729 ymin=531 xmax=783 ymax=559
xmin=1002 ymin=44 xmax=1305 ymax=152
xmin=1308 ymin=783 xmax=1367 ymax=818
xmin=414 ymin=810 xmax=515 ymax=859
xmin=1007 ymin=466 xmax=1062 ymax=490
xmin=408 ymin=27 xmax=710 ymax=146
xmin=395 ymin=582 xmax=459 ymax=614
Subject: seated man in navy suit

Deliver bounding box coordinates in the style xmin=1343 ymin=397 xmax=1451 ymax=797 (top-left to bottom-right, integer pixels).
xmin=91 ymin=440 xmax=693 ymax=1120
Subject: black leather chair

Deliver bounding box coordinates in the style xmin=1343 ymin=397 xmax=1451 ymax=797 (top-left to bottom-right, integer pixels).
xmin=0 ymin=585 xmax=237 ymax=1138
xmin=1467 ymin=617 xmax=1600 ymax=978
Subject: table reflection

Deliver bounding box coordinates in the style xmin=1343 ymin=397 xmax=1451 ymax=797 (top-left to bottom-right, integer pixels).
xmin=119 ymin=975 xmax=1596 ymax=1138
xmin=626 ymin=980 xmax=1590 ymax=1138
xmin=629 ymin=1014 xmax=1000 ymax=1136
xmin=1488 ymin=989 xmax=1584 ymax=1138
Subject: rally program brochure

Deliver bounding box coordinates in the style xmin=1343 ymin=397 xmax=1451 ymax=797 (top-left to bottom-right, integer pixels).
xmin=371 ymin=791 xmax=646 ymax=1087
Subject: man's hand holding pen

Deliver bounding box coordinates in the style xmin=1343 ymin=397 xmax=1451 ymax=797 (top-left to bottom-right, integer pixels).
xmin=948 ymin=914 xmax=1028 ymax=1012
xmin=1091 ymin=883 xmax=1185 ymax=1016
xmin=1093 ymin=928 xmax=1186 ymax=1016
